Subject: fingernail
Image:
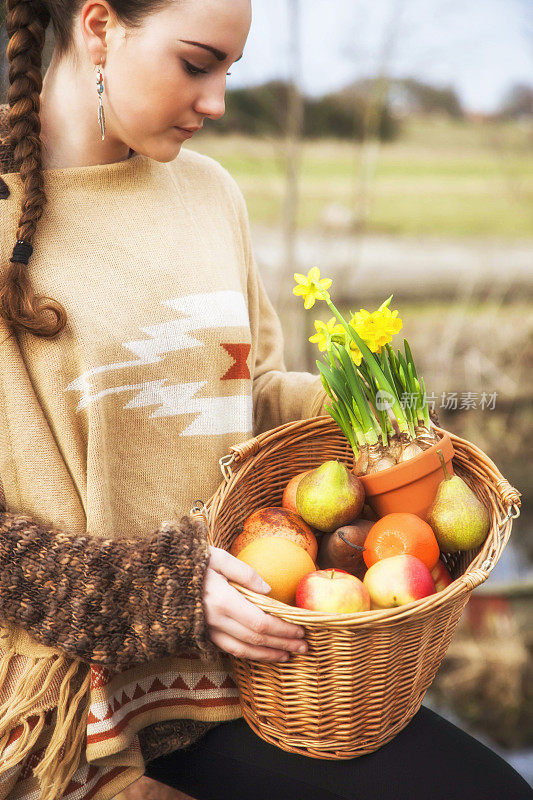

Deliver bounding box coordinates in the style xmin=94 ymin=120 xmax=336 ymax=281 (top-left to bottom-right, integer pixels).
xmin=296 ymin=643 xmax=307 ymax=653
xmin=280 ymin=653 xmax=290 ymax=661
xmin=260 ymin=580 xmax=271 ymax=592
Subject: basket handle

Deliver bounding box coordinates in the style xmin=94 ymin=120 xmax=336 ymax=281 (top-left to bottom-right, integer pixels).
xmin=219 ymin=437 xmax=262 ymax=481
xmin=494 ymin=478 xmax=521 ymax=508
xmin=218 ymin=419 xmax=320 ymax=481
xmin=190 ymin=499 xmax=211 ymax=527
xmin=460 ymin=501 xmax=521 ymax=590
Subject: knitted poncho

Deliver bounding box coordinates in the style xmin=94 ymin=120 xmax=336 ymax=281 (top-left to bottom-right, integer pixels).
xmin=0 ymin=105 xmax=328 ymax=800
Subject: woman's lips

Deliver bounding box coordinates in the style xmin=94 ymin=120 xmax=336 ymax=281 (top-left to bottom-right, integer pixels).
xmin=173 ymin=126 xmax=200 ymax=139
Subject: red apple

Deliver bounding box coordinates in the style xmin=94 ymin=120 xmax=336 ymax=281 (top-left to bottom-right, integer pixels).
xmin=295 ymin=568 xmax=370 ymax=613
xmin=363 ymin=554 xmax=436 ymax=609
xmin=431 ymin=559 xmax=453 ymax=592
xmin=282 ymin=471 xmax=312 ymax=514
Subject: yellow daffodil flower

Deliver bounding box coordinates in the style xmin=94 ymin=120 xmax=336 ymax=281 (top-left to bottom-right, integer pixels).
xmin=293 ymin=267 xmax=332 ymax=310
xmin=350 ymin=301 xmax=402 ymax=353
xmin=309 ymin=316 xmax=345 ymax=352
xmin=348 ymin=340 xmax=363 ymax=365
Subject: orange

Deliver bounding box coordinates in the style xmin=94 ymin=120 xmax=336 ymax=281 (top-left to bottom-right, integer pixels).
xmin=237 ymin=536 xmax=316 ymax=606
xmin=363 ymin=513 xmax=440 ymax=570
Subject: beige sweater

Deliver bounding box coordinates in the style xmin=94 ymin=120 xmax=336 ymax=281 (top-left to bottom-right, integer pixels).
xmin=0 ymin=106 xmax=328 ymax=799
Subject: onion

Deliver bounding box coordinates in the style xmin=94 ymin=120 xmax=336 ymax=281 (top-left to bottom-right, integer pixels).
xmin=387 ymin=435 xmax=402 ymax=461
xmin=366 ymin=455 xmax=397 ymax=474
xmin=353 ymin=445 xmax=369 ymax=476
xmin=415 ymin=425 xmax=439 ymax=444
xmin=399 ymin=441 xmax=424 ymax=462
xmin=365 ymin=443 xmax=398 ymax=474
xmin=366 ymin=443 xmax=383 ymax=472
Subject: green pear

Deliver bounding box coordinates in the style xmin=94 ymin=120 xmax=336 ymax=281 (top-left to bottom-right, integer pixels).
xmin=427 ymin=450 xmax=490 ymax=553
xmin=296 ymin=460 xmax=365 ymax=533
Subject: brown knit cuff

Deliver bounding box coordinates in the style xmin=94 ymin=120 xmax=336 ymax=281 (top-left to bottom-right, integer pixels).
xmin=0 ymin=510 xmax=216 ymax=670
xmin=168 ymin=514 xmax=218 ymax=660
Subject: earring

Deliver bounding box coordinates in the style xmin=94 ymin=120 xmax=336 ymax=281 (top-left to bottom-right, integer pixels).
xmin=95 ymin=60 xmax=105 ymax=140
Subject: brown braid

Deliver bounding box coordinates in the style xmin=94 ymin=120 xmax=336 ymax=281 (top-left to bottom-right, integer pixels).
xmin=1 ymin=0 xmax=67 ymax=338
xmin=1 ymin=0 xmax=172 ymax=340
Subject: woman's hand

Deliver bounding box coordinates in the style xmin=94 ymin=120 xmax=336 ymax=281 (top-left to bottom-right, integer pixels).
xmin=204 ymin=545 xmax=308 ymax=662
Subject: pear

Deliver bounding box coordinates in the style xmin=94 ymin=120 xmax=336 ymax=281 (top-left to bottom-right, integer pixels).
xmin=317 ymin=520 xmax=373 ymax=579
xmin=296 ymin=460 xmax=365 ymax=533
xmin=427 ymin=449 xmax=490 ymax=553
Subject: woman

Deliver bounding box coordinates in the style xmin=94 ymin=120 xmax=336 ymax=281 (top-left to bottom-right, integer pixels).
xmin=0 ymin=0 xmax=530 ymax=798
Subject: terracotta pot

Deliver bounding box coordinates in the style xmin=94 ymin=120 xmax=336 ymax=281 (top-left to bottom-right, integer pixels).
xmin=357 ymin=431 xmax=455 ymax=520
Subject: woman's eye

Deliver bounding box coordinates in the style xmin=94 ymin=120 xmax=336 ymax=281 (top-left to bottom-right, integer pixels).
xmin=183 ymin=60 xmax=207 ymax=76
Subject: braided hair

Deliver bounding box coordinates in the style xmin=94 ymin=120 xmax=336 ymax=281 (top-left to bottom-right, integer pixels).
xmin=1 ymin=0 xmax=66 ymax=337
xmin=1 ymin=0 xmax=171 ymax=339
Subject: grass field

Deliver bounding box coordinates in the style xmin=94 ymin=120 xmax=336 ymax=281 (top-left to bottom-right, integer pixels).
xmin=189 ymin=116 xmax=533 ymax=237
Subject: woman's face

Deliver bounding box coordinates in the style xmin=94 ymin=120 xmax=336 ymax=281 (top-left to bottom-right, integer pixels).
xmin=80 ymin=0 xmax=251 ymax=160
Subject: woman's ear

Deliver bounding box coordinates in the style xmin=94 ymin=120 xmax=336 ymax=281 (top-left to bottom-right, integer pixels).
xmin=78 ymin=0 xmax=119 ymax=66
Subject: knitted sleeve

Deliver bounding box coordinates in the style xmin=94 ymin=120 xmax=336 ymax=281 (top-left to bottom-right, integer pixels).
xmin=218 ymin=166 xmax=330 ymax=435
xmin=0 ymin=510 xmax=217 ymax=671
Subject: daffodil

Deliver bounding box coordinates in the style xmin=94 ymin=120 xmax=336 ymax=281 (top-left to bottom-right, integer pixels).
xmin=348 ymin=339 xmax=363 ymax=366
xmin=295 ymin=274 xmax=417 ymax=449
xmin=309 ymin=316 xmax=345 ymax=352
xmin=293 ymin=267 xmax=332 ymax=310
xmin=350 ymin=300 xmax=402 ymax=353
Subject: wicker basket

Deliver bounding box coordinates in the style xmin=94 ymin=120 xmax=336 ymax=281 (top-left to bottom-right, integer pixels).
xmin=198 ymin=418 xmax=521 ymax=760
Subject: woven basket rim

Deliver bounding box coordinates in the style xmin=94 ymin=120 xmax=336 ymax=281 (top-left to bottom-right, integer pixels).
xmin=205 ymin=421 xmax=520 ymax=627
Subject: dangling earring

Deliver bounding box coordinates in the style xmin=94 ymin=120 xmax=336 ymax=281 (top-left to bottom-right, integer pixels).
xmin=95 ymin=60 xmax=105 ymax=140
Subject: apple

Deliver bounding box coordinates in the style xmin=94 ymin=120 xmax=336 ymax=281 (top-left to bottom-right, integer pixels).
xmin=363 ymin=554 xmax=436 ymax=609
xmin=295 ymin=568 xmax=370 ymax=613
xmin=431 ymin=559 xmax=453 ymax=592
xmin=282 ymin=471 xmax=312 ymax=514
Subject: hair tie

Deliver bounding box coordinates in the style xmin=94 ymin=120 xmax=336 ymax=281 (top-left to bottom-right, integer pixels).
xmin=10 ymin=240 xmax=33 ymax=265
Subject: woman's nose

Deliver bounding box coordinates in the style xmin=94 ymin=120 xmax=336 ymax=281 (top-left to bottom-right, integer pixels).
xmin=194 ymin=84 xmax=226 ymax=120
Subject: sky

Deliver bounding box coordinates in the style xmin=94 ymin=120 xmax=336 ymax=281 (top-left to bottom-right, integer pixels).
xmin=227 ymin=0 xmax=533 ymax=113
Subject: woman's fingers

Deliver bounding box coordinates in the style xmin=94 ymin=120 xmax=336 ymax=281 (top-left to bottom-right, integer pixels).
xmin=203 ymin=568 xmax=306 ymax=643
xmin=211 ymin=614 xmax=308 ymax=656
xmin=209 ymin=628 xmax=293 ymax=663
xmin=222 ymin=580 xmax=306 ymax=641
xmin=208 ymin=545 xmax=270 ymax=592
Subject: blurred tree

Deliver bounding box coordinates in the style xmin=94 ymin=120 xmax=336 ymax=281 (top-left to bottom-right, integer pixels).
xmin=499 ymin=83 xmax=533 ymax=119
xmin=335 ymin=78 xmax=462 ymax=120
xmin=207 ymin=80 xmax=399 ymax=140
xmin=208 ymin=81 xmax=291 ymax=135
xmin=350 ymin=0 xmax=406 ymax=232
xmin=390 ymin=78 xmax=463 ymax=118
xmin=277 ymin=0 xmax=306 ymax=370
xmin=305 ymin=92 xmax=398 ymax=140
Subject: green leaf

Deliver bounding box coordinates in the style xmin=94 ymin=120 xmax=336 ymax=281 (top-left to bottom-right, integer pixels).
xmin=324 ymin=297 xmax=410 ymax=433
xmin=334 ymin=343 xmax=378 ymax=443
xmin=404 ymin=339 xmax=418 ymax=379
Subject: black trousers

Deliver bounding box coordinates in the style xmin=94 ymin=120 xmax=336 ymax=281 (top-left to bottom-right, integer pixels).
xmin=145 ymin=706 xmax=532 ymax=800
